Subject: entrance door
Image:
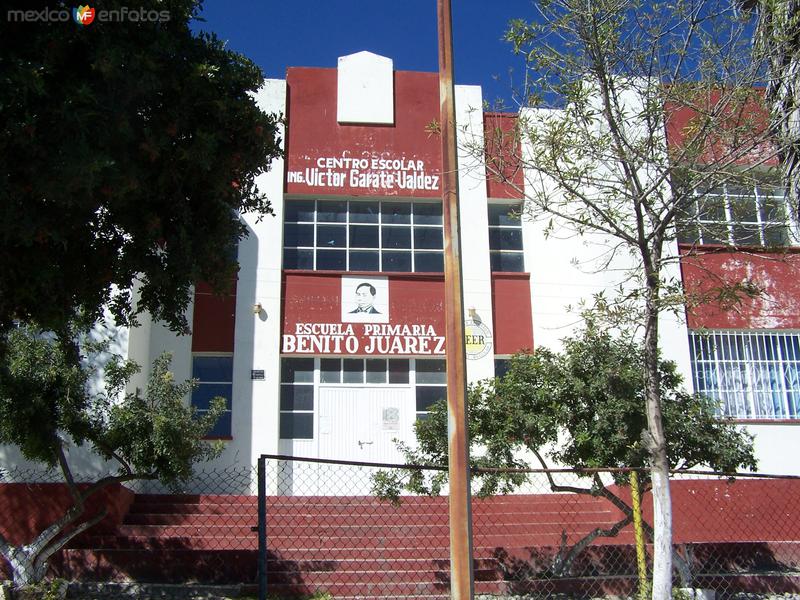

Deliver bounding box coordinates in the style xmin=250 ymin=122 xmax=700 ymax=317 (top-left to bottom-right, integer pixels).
xmin=317 ymin=387 xmax=412 ymax=464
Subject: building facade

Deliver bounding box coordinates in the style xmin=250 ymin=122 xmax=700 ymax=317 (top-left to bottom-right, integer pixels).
xmin=13 ymin=51 xmax=798 ymax=485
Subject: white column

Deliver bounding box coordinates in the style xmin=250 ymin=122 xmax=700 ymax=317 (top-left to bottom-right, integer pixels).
xmin=455 ymin=85 xmax=495 ymax=382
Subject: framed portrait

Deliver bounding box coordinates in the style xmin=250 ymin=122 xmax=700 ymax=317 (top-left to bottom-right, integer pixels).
xmin=341 ymin=275 xmax=389 ymax=323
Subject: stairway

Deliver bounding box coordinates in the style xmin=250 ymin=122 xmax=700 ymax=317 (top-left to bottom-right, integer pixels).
xmin=61 ymin=491 xmax=625 ymax=598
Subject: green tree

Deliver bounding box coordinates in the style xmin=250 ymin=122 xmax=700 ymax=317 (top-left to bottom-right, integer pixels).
xmin=456 ymin=1 xmax=788 ymax=595
xmin=0 ymin=322 xmax=225 ymax=587
xmin=375 ymin=326 xmax=756 ymax=583
xmin=747 ymin=0 xmax=800 ymax=209
xmin=0 ymin=0 xmax=281 ymax=336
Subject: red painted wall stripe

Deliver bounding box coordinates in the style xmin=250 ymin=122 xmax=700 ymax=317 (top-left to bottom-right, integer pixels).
xmin=285 ymin=68 xmax=443 ymax=198
xmin=281 ymin=272 xmax=446 ymax=355
xmin=491 ymin=272 xmax=534 ymax=354
xmin=680 ymin=248 xmax=800 ymax=329
xmin=484 ymin=112 xmax=523 ymax=200
xmin=192 ymin=281 xmax=237 ymax=353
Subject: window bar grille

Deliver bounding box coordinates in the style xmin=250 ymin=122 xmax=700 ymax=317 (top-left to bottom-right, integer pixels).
xmin=689 ymin=330 xmax=800 ymax=420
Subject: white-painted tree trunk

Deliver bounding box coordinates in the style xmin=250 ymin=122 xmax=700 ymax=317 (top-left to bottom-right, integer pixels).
xmin=651 ymin=468 xmax=674 ymax=600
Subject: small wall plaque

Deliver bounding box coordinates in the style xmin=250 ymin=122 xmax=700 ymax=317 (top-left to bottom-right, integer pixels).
xmin=251 ymin=370 xmax=265 ymax=380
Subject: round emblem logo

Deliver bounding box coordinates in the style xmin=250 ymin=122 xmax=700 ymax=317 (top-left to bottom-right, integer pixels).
xmin=464 ymin=319 xmax=493 ymax=360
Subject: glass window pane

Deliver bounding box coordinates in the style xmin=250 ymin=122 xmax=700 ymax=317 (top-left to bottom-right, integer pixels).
xmin=726 ymin=184 xmax=750 ymax=197
xmin=280 ymin=413 xmax=313 ymax=439
xmin=349 ymin=251 xmax=379 ymax=271
xmin=366 ymin=359 xmax=387 ymax=383
xmin=729 ymin=197 xmax=759 ymax=223
xmin=283 ymin=223 xmax=314 ymax=247
xmin=731 ymin=224 xmax=761 ymax=246
xmin=382 ymin=226 xmax=411 ymax=249
xmin=284 ymin=200 xmax=315 ymax=222
xmin=414 ymin=227 xmax=443 ymax=249
xmin=319 ymin=359 xmax=341 ymax=384
xmin=489 ymin=229 xmax=523 ymax=250
xmin=676 ymin=223 xmax=700 ymax=245
xmin=389 ymin=359 xmax=410 ymax=383
xmin=414 ymin=203 xmax=443 ymax=225
xmin=416 ymin=386 xmax=446 ymax=412
xmin=350 ymin=225 xmax=379 ymax=248
xmin=317 ymin=225 xmax=346 ymax=248
xmin=382 ymin=202 xmax=411 ymax=224
xmin=343 ymin=359 xmax=364 ymax=383
xmin=761 ymin=195 xmax=787 ymax=222
xmin=316 ymin=249 xmax=346 ymax=270
xmin=414 ymin=252 xmax=444 ymax=273
xmin=203 ymin=411 xmax=232 ymax=438
xmin=283 ymin=248 xmax=314 ymax=270
xmin=350 ymin=201 xmax=380 ymax=223
xmin=382 ymin=251 xmax=412 ymax=272
xmin=490 ymin=252 xmax=525 ymax=272
xmin=192 ymin=356 xmax=233 ymax=382
xmin=191 ymin=384 xmax=232 ymax=410
xmin=700 ymin=222 xmax=728 ymax=245
xmin=764 ymin=225 xmax=790 ymax=246
xmin=417 ymin=359 xmax=446 ymax=384
xmin=281 ymin=358 xmax=314 ymax=383
xmin=495 ymin=359 xmax=511 ymax=378
xmin=698 ymin=196 xmax=726 ymax=221
xmin=488 ymin=204 xmax=522 ymax=226
xmin=280 ymin=384 xmax=314 ymax=410
xmin=317 ymin=200 xmax=347 ymax=222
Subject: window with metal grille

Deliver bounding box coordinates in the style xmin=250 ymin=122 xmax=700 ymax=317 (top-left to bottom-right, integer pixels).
xmin=191 ymin=355 xmax=233 ymax=437
xmin=488 ymin=202 xmax=524 ymax=272
xmin=283 ymin=199 xmax=444 ymax=272
xmin=688 ymin=331 xmax=800 ymax=420
xmin=677 ymin=183 xmax=795 ymax=247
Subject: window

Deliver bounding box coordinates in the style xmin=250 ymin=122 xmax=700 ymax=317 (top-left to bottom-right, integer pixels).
xmin=280 ymin=357 xmax=315 ymax=439
xmin=677 ymin=183 xmax=794 ymax=247
xmin=689 ymin=331 xmax=800 ymax=420
xmin=191 ymin=355 xmax=233 ymax=438
xmin=278 ymin=357 xmax=446 ymax=438
xmin=283 ymin=199 xmax=444 ymax=272
xmin=415 ymin=359 xmax=447 ymax=420
xmin=488 ymin=203 xmax=524 ymax=272
xmin=494 ymin=357 xmax=512 ymax=378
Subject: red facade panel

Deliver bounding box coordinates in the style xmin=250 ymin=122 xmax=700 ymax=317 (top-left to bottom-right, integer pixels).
xmin=192 ymin=282 xmax=237 ymax=352
xmin=681 ymin=249 xmax=800 ymax=329
xmin=281 ymin=272 xmax=446 ymax=355
xmin=664 ymin=89 xmax=776 ymax=167
xmin=284 ymin=68 xmax=443 ymax=198
xmin=484 ymin=112 xmax=523 ymax=200
xmin=491 ymin=273 xmax=534 ymax=354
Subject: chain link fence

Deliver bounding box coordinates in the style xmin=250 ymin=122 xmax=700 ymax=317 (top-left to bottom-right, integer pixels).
xmin=1 ymin=458 xmax=799 ymax=599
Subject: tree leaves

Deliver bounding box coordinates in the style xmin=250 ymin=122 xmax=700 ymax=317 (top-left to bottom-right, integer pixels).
xmin=0 ymin=0 xmax=282 ymax=336
xmin=0 ymin=323 xmax=222 ymax=482
xmin=376 ymin=326 xmax=756 ymax=497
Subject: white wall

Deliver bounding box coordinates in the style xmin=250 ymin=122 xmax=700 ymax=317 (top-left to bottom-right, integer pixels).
xmin=455 ymin=84 xmax=496 ymax=383
xmin=191 ymin=79 xmax=288 ymax=482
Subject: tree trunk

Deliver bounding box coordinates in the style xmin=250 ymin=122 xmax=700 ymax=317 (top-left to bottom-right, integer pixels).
xmin=644 ymin=269 xmax=673 ymax=600
xmin=5 ymin=547 xmax=48 ymax=588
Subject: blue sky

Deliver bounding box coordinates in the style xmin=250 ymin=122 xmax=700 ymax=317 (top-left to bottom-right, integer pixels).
xmin=192 ymin=0 xmax=534 ymax=108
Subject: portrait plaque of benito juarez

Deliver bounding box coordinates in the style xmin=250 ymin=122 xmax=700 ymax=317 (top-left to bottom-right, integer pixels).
xmin=341 ymin=276 xmax=389 ymax=323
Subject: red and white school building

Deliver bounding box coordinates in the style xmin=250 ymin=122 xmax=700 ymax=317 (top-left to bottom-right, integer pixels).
xmin=119 ymin=51 xmax=800 ymax=483
xmin=1 ymin=51 xmax=798 ymax=487
xmin=2 ymin=51 xmax=800 ymax=594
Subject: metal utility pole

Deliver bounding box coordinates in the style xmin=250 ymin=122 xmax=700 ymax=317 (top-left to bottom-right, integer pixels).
xmin=437 ymin=0 xmax=475 ymax=598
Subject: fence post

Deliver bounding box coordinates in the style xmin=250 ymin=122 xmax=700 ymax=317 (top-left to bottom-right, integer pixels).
xmin=258 ymin=455 xmax=267 ymax=600
xmin=630 ymin=469 xmax=649 ymax=600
